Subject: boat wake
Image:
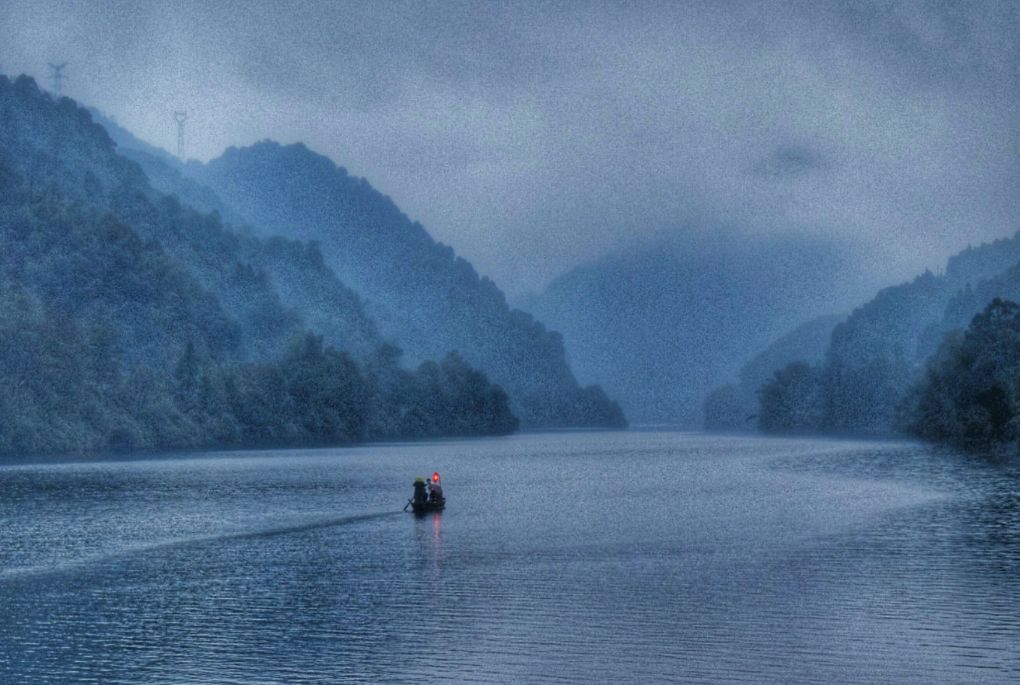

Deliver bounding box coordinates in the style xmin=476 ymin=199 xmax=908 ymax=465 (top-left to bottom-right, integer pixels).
xmin=0 ymin=510 xmax=400 ymax=583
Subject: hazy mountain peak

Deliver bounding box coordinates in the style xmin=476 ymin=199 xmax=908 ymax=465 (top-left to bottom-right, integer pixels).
xmin=186 ymin=138 xmax=626 ymax=427
xmin=527 ymin=228 xmax=873 ymax=425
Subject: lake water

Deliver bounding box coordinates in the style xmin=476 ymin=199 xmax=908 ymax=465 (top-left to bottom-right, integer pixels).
xmin=1 ymin=431 xmax=1018 ymax=683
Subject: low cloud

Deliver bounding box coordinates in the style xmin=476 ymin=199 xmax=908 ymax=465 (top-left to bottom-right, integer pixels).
xmin=0 ymin=0 xmax=1016 ymax=297
xmin=753 ymin=145 xmax=833 ymax=179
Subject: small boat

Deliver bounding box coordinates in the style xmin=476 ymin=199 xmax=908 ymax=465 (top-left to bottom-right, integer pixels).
xmin=406 ymin=471 xmax=445 ymax=515
xmin=410 ymin=495 xmax=445 ymax=515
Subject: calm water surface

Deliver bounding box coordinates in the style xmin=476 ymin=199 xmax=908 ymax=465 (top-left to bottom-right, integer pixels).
xmin=1 ymin=432 xmax=1018 ymax=683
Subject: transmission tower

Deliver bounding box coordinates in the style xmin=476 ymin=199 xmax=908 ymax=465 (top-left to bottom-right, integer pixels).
xmin=173 ymin=111 xmax=188 ymax=159
xmin=48 ymin=62 xmax=67 ymax=96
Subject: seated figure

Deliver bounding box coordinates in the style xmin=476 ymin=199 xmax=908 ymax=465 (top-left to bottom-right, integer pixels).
xmin=428 ymin=472 xmax=443 ymax=503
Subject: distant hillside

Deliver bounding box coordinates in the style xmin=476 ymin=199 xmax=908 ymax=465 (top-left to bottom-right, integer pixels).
xmin=820 ymin=233 xmax=1020 ymax=434
xmin=87 ymin=108 xmax=244 ymax=224
xmin=909 ymin=298 xmax=1020 ymax=450
xmin=87 ymin=110 xmax=383 ymax=361
xmin=524 ymin=231 xmax=871 ymax=425
xmin=754 ymin=230 xmax=1020 ymax=435
xmin=0 ymin=74 xmax=518 ymax=453
xmin=704 ymin=314 xmax=842 ymax=431
xmin=3 ymin=79 xmax=309 ymax=361
xmin=180 ymin=141 xmax=625 ymax=428
xmin=738 ymin=315 xmax=844 ymax=394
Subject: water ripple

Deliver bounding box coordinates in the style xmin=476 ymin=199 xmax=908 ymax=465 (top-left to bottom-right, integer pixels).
xmin=1 ymin=433 xmax=1019 ymax=683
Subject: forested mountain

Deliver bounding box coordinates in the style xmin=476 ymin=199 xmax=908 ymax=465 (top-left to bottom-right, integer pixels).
xmin=703 ymin=314 xmax=842 ymax=430
xmin=0 ymin=74 xmax=517 ymax=453
xmin=755 ymin=232 xmax=1020 ymax=436
xmin=88 ymin=108 xmax=244 ymax=224
xmin=908 ymin=298 xmax=1020 ymax=449
xmin=2 ymin=76 xmax=383 ymax=362
xmin=96 ymin=113 xmax=384 ymax=361
xmin=176 ymin=142 xmax=624 ymax=428
xmin=523 ymin=231 xmax=870 ymax=425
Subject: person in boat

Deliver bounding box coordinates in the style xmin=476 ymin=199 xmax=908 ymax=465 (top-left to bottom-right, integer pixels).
xmin=412 ymin=477 xmax=428 ymax=511
xmin=428 ymin=473 xmax=443 ymax=504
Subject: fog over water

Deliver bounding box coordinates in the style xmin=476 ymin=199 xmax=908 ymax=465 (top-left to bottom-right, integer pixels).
xmin=1 ymin=0 xmax=1017 ymax=295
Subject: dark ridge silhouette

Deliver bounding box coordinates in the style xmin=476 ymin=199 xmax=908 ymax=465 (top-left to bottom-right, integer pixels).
xmin=0 ymin=74 xmax=518 ymax=454
xmin=176 ymin=140 xmax=625 ymax=428
xmin=752 ymin=231 xmax=1020 ymax=437
xmin=704 ymin=314 xmax=843 ymax=431
xmin=908 ymin=298 xmax=1020 ymax=449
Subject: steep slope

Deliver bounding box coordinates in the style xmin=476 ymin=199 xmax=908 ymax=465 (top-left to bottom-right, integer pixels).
xmin=186 ymin=141 xmax=625 ymax=428
xmin=703 ymin=314 xmax=842 ymax=430
xmin=525 ymin=231 xmax=871 ymax=425
xmin=88 ymin=108 xmax=244 ymax=223
xmin=0 ymin=77 xmax=299 ymax=360
xmin=754 ymin=230 xmax=1020 ymax=435
xmin=909 ymin=298 xmax=1020 ymax=449
xmin=2 ymin=77 xmax=381 ymax=362
xmin=88 ymin=111 xmax=382 ymax=360
xmin=0 ymin=74 xmax=519 ymax=453
xmin=823 ymin=233 xmax=1020 ymax=433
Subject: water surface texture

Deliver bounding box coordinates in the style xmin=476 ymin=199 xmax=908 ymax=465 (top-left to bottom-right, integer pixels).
xmin=1 ymin=432 xmax=1019 ymax=683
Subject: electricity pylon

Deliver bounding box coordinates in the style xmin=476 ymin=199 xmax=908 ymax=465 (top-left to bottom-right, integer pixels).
xmin=173 ymin=111 xmax=188 ymax=159
xmin=48 ymin=62 xmax=67 ymax=96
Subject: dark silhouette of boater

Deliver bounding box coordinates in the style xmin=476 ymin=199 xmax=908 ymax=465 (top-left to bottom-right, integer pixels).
xmin=406 ymin=473 xmax=445 ymax=515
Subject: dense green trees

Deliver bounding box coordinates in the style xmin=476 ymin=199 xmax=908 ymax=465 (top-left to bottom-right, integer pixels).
xmin=738 ymin=228 xmax=1020 ymax=444
xmin=366 ymin=350 xmax=519 ymax=439
xmin=907 ymin=299 xmax=1020 ymax=448
xmin=165 ymin=335 xmax=518 ymax=449
xmin=0 ymin=306 xmax=518 ymax=455
xmin=703 ymin=314 xmax=841 ymax=431
xmin=755 ymin=298 xmax=1020 ymax=452
xmin=187 ymin=141 xmax=625 ymax=428
xmin=0 ymin=74 xmax=519 ymax=456
xmin=0 ymin=278 xmax=121 ymax=453
xmin=757 ymin=363 xmax=826 ymax=434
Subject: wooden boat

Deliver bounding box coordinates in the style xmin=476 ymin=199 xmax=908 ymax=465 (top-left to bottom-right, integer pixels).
xmin=406 ymin=471 xmax=445 ymax=514
xmin=410 ymin=496 xmax=445 ymax=515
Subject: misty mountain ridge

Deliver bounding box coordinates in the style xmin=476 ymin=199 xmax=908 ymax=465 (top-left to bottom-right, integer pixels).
xmin=703 ymin=314 xmax=844 ymax=431
xmin=742 ymin=226 xmax=1020 ymax=436
xmin=12 ymin=63 xmax=1014 ymax=445
xmin=97 ymin=121 xmax=625 ymax=428
xmin=87 ymin=108 xmax=245 ymax=225
xmin=822 ymin=231 xmax=1020 ymax=433
xmin=523 ymin=228 xmax=875 ymax=425
xmin=0 ymin=74 xmax=526 ymax=452
xmin=2 ymin=79 xmax=386 ymax=363
xmin=0 ymin=74 xmax=620 ymax=456
xmin=166 ymin=139 xmax=625 ymax=428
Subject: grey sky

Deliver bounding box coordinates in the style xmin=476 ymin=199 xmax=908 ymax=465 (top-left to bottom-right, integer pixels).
xmin=1 ymin=0 xmax=1017 ymax=296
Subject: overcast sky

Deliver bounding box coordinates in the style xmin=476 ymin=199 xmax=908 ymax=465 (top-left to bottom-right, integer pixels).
xmin=1 ymin=0 xmax=1018 ymax=297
